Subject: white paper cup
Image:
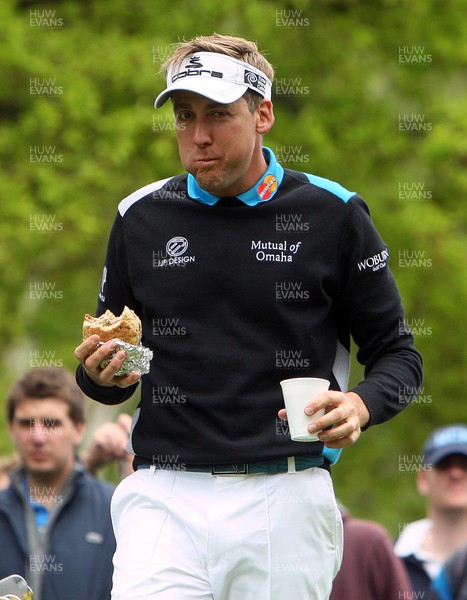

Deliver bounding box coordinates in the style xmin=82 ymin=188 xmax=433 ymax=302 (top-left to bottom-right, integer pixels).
xmin=280 ymin=377 xmax=330 ymax=442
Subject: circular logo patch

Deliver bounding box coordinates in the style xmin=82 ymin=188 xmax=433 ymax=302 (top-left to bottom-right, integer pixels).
xmin=257 ymin=175 xmax=278 ymax=200
xmin=166 ymin=236 xmax=188 ymax=257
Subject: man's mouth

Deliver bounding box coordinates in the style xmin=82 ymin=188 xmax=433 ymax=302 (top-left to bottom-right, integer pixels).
xmin=194 ymin=157 xmax=218 ymax=167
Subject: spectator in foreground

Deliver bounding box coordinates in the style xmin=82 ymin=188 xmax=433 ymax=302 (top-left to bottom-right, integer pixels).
xmin=0 ymin=413 xmax=133 ymax=490
xmin=0 ymin=367 xmax=116 ymax=600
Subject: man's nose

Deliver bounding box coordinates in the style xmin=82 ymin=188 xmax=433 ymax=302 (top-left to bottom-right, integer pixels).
xmin=192 ymin=119 xmax=212 ymax=146
xmin=30 ymin=423 xmax=47 ymax=444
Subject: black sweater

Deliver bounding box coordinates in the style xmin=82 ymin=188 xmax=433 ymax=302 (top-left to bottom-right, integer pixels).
xmin=77 ymin=153 xmax=422 ymax=467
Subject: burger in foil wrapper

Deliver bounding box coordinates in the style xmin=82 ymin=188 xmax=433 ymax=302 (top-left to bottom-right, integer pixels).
xmin=98 ymin=339 xmax=153 ymax=376
xmin=82 ymin=306 xmax=153 ymax=376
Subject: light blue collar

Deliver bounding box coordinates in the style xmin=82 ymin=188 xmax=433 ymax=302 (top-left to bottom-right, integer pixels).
xmin=187 ymin=147 xmax=284 ymax=206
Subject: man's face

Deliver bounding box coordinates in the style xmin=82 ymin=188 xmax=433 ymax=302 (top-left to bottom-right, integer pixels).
xmin=8 ymin=397 xmax=85 ymax=480
xmin=417 ymin=454 xmax=467 ymax=512
xmin=172 ymin=90 xmax=274 ymax=197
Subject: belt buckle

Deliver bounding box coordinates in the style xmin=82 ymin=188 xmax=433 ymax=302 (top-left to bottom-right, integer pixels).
xmin=211 ymin=463 xmax=249 ymax=476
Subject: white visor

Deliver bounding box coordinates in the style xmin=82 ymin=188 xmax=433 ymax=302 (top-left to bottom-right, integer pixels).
xmin=154 ymin=52 xmax=272 ymax=108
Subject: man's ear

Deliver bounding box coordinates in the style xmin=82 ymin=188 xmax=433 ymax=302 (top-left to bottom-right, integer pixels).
xmin=256 ymin=100 xmax=275 ymax=135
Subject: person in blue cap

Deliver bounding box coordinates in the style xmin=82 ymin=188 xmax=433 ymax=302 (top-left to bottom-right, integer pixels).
xmin=395 ymin=424 xmax=467 ymax=598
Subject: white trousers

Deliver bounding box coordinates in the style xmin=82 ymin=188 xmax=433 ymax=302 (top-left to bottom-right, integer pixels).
xmin=110 ymin=465 xmax=343 ymax=600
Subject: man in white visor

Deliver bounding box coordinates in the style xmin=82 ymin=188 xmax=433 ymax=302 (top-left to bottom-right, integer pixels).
xmin=75 ymin=33 xmax=423 ymax=599
xmin=154 ymin=51 xmax=272 ymax=108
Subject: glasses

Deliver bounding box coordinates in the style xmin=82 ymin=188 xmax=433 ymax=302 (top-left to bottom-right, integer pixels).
xmin=433 ymin=454 xmax=467 ymax=472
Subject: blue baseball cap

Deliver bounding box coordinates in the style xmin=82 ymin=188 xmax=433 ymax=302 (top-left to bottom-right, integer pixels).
xmin=423 ymin=424 xmax=467 ymax=465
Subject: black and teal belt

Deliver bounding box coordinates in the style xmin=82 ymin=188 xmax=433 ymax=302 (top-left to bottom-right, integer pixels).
xmin=137 ymin=455 xmax=327 ymax=475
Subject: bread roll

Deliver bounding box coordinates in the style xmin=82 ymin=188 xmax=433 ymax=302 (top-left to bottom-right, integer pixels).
xmin=83 ymin=306 xmax=142 ymax=345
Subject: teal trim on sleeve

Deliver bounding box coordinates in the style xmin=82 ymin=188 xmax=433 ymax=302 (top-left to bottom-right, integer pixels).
xmin=322 ymin=447 xmax=342 ymax=466
xmin=305 ymin=173 xmax=355 ymax=202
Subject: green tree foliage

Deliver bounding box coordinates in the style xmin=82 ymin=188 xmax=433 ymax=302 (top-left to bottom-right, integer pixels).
xmin=1 ymin=0 xmax=466 ymax=533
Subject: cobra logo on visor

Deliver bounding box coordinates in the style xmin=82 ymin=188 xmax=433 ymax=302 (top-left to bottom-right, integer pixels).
xmin=244 ymin=70 xmax=267 ymax=95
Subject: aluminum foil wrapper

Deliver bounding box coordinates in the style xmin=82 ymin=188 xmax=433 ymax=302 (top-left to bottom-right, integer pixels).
xmin=99 ymin=339 xmax=153 ymax=376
